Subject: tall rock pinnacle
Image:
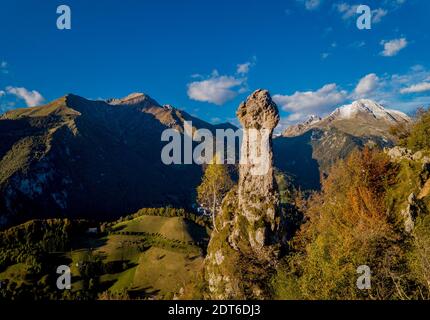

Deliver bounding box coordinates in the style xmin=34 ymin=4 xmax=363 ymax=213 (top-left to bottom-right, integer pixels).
xmin=205 ymin=89 xmax=286 ymax=299
xmin=237 ymin=89 xmax=281 ymax=258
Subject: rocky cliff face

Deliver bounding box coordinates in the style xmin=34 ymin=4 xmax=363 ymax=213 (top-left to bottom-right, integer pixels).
xmin=205 ymin=90 xmax=287 ymax=299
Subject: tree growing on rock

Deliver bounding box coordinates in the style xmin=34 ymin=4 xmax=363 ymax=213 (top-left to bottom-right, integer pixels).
xmin=197 ymin=156 xmax=233 ymax=232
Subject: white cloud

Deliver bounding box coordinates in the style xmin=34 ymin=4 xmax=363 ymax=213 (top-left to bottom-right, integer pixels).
xmin=372 ymin=8 xmax=388 ymax=23
xmin=187 ymin=72 xmax=245 ymax=105
xmin=6 ymin=86 xmax=45 ymax=107
xmin=335 ymin=3 xmax=357 ymax=19
xmin=297 ymin=0 xmax=321 ymax=10
xmin=273 ymin=83 xmax=348 ymax=120
xmin=305 ymin=0 xmax=321 ymax=10
xmin=236 ymin=62 xmax=251 ymax=75
xmin=354 ymin=73 xmax=380 ymax=97
xmin=0 ymin=90 xmax=5 ymax=97
xmin=276 ymin=65 xmax=430 ymax=125
xmin=380 ymin=38 xmax=408 ymax=57
xmin=188 ymin=59 xmax=255 ymax=105
xmin=359 ymin=66 xmax=430 ymax=111
xmin=287 ymin=113 xmax=306 ymax=122
xmin=236 ymin=57 xmax=256 ymax=75
xmin=400 ymin=82 xmax=430 ymax=94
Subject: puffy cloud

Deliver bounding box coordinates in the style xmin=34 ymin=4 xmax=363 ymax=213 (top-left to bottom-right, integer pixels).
xmin=187 ymin=72 xmax=246 ymax=105
xmin=276 ymin=65 xmax=430 ymax=125
xmin=380 ymin=38 xmax=408 ymax=57
xmin=6 ymin=86 xmax=45 ymax=107
xmin=354 ymin=73 xmax=380 ymax=97
xmin=0 ymin=90 xmax=5 ymax=97
xmin=188 ymin=59 xmax=255 ymax=105
xmin=273 ymin=83 xmax=348 ymax=120
xmin=358 ymin=66 xmax=430 ymax=111
xmin=400 ymin=82 xmax=430 ymax=94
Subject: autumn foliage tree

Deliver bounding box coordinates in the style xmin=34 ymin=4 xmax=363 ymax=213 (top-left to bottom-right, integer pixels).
xmin=405 ymin=107 xmax=430 ymax=152
xmin=274 ymin=147 xmax=416 ymax=299
xmin=197 ymin=157 xmax=234 ymax=232
xmin=391 ymin=106 xmax=430 ymax=151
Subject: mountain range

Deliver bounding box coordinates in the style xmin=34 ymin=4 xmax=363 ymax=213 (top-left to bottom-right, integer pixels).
xmin=273 ymin=99 xmax=411 ymax=190
xmin=0 ymin=93 xmax=234 ymax=227
xmin=0 ymin=94 xmax=411 ymax=227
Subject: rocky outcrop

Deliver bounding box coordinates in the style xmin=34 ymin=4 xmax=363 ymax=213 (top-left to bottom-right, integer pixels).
xmin=402 ymin=193 xmax=418 ymax=233
xmin=387 ymin=146 xmax=430 ymax=164
xmin=386 ymin=146 xmax=414 ymax=160
xmin=205 ymin=90 xmax=287 ymax=299
xmin=386 ymin=146 xmax=430 ymax=233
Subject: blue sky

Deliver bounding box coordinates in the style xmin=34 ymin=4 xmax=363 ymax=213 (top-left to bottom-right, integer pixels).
xmin=1 ymin=0 xmax=429 ymax=130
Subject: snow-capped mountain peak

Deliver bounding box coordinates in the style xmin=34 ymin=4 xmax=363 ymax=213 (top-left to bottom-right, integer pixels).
xmin=329 ymin=99 xmax=409 ymax=123
xmin=304 ymin=114 xmax=322 ymax=125
xmin=282 ymin=99 xmax=410 ymax=138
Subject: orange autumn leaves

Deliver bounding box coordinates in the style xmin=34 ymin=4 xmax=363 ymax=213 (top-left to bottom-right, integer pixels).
xmin=289 ymin=148 xmax=404 ymax=299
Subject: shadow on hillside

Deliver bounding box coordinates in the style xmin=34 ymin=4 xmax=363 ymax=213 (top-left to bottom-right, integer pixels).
xmin=128 ymin=286 xmax=161 ymax=299
xmin=110 ymin=224 xmax=126 ymax=232
xmin=184 ymin=220 xmax=209 ymax=253
xmin=103 ymin=260 xmax=138 ymax=274
xmin=71 ymin=236 xmax=108 ymax=251
xmin=273 ymin=131 xmax=321 ymax=191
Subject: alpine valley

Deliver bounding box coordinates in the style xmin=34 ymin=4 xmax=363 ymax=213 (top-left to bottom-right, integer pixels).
xmin=0 ymin=94 xmax=410 ymax=227
xmin=4 ymin=91 xmax=430 ymax=302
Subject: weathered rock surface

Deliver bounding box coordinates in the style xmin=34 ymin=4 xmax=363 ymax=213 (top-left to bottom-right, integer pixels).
xmin=402 ymin=193 xmax=417 ymax=233
xmin=204 ymin=90 xmax=287 ymax=299
xmin=387 ymin=146 xmax=430 ymax=164
xmin=386 ymin=146 xmax=430 ymax=233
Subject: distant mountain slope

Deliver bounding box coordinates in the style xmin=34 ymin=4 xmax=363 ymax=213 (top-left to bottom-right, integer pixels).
xmin=0 ymin=93 xmax=234 ymax=227
xmin=274 ymin=99 xmax=411 ymax=190
xmin=283 ymin=99 xmax=410 ymax=139
xmin=0 ymin=95 xmax=411 ymax=226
